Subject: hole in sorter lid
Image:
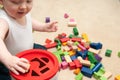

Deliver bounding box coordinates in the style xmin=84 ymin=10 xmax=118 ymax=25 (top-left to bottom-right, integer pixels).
xmin=31 ymin=70 xmax=40 ymax=76
xmin=40 ymin=67 xmax=49 ymax=74
xmin=41 ymin=57 xmax=49 ymax=63
xmin=31 ymin=58 xmax=46 ymax=68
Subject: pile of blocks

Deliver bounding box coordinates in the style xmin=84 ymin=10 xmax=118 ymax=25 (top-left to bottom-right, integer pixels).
xmin=44 ymin=27 xmax=112 ymax=80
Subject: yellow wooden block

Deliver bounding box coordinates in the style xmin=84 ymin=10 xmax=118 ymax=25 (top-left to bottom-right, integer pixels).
xmin=115 ymin=74 xmax=120 ymax=80
xmin=81 ymin=33 xmax=89 ymax=42
xmin=69 ymin=50 xmax=76 ymax=56
xmin=77 ymin=47 xmax=81 ymax=51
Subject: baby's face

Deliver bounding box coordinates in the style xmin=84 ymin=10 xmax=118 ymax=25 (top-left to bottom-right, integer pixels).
xmin=1 ymin=0 xmax=33 ymax=19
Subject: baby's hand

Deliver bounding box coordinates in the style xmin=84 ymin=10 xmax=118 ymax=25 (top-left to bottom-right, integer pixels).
xmin=4 ymin=56 xmax=30 ymax=75
xmin=44 ymin=21 xmax=58 ymax=32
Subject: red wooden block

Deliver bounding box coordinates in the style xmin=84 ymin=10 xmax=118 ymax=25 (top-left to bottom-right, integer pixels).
xmin=60 ymin=37 xmax=70 ymax=43
xmin=68 ymin=62 xmax=76 ymax=70
xmin=61 ymin=33 xmax=67 ymax=37
xmin=45 ymin=42 xmax=57 ymax=49
xmin=73 ymin=59 xmax=82 ymax=68
xmin=71 ymin=38 xmax=81 ymax=42
xmin=45 ymin=38 xmax=52 ymax=44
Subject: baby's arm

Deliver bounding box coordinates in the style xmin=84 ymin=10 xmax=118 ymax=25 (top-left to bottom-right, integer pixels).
xmin=0 ymin=19 xmax=30 ymax=75
xmin=32 ymin=19 xmax=58 ymax=32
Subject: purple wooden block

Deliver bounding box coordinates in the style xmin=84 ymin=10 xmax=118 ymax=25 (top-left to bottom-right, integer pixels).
xmin=61 ymin=56 xmax=66 ymax=61
xmin=95 ymin=54 xmax=102 ymax=62
xmin=45 ymin=17 xmax=50 ymax=23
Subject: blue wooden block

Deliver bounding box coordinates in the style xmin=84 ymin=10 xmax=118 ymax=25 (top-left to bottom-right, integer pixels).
xmin=76 ymin=50 xmax=88 ymax=59
xmin=92 ymin=62 xmax=102 ymax=73
xmin=81 ymin=66 xmax=93 ymax=78
xmin=90 ymin=42 xmax=102 ymax=50
xmin=82 ymin=50 xmax=88 ymax=59
xmin=70 ymin=55 xmax=77 ymax=60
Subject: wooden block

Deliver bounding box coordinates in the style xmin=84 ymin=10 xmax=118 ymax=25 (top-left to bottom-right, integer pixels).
xmin=69 ymin=62 xmax=76 ymax=70
xmin=88 ymin=48 xmax=101 ymax=54
xmin=64 ymin=55 xmax=72 ymax=62
xmin=73 ymin=59 xmax=82 ymax=68
xmin=103 ymin=71 xmax=112 ymax=79
xmin=61 ymin=46 xmax=71 ymax=51
xmin=80 ymin=60 xmax=91 ymax=67
xmin=77 ymin=56 xmax=91 ymax=67
xmin=61 ymin=61 xmax=68 ymax=69
xmin=115 ymin=74 xmax=120 ymax=80
xmin=81 ymin=33 xmax=89 ymax=42
xmin=74 ymin=68 xmax=80 ymax=75
xmin=45 ymin=42 xmax=57 ymax=49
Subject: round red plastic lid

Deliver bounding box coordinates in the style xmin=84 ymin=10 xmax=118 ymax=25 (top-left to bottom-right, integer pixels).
xmin=10 ymin=49 xmax=59 ymax=80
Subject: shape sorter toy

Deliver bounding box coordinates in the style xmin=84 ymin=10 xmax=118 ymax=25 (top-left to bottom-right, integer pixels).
xmin=10 ymin=49 xmax=59 ymax=80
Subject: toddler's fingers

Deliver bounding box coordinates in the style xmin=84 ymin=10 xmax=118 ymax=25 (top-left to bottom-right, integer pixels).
xmin=10 ymin=67 xmax=19 ymax=75
xmin=51 ymin=21 xmax=58 ymax=26
xmin=17 ymin=61 xmax=30 ymax=71
xmin=53 ymin=21 xmax=58 ymax=24
xmin=14 ymin=64 xmax=26 ymax=73
xmin=20 ymin=58 xmax=29 ymax=63
xmin=19 ymin=58 xmax=30 ymax=72
xmin=52 ymin=26 xmax=57 ymax=32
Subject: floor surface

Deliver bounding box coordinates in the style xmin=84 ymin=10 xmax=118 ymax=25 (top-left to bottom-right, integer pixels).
xmin=31 ymin=0 xmax=120 ymax=80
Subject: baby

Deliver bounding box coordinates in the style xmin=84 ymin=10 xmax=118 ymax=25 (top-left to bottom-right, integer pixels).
xmin=0 ymin=0 xmax=58 ymax=80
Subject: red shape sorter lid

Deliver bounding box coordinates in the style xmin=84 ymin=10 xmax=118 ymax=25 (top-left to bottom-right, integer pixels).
xmin=10 ymin=49 xmax=59 ymax=80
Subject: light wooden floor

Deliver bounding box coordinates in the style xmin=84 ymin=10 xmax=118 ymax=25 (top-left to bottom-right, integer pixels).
xmin=31 ymin=0 xmax=120 ymax=80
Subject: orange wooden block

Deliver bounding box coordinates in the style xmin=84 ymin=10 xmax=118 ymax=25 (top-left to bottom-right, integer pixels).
xmin=74 ymin=68 xmax=80 ymax=75
xmin=62 ymin=42 xmax=67 ymax=46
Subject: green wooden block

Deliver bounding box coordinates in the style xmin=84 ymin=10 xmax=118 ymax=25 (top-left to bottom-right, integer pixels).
xmin=105 ymin=49 xmax=112 ymax=57
xmin=69 ymin=34 xmax=80 ymax=38
xmin=63 ymin=51 xmax=69 ymax=55
xmin=69 ymin=34 xmax=74 ymax=38
xmin=73 ymin=27 xmax=79 ymax=36
xmin=54 ymin=39 xmax=61 ymax=46
xmin=53 ymin=50 xmax=63 ymax=63
xmin=93 ymin=72 xmax=101 ymax=79
xmin=118 ymin=51 xmax=120 ymax=57
xmin=90 ymin=63 xmax=95 ymax=69
xmin=88 ymin=51 xmax=98 ymax=64
xmin=75 ymin=73 xmax=83 ymax=80
xmin=93 ymin=67 xmax=105 ymax=79
xmin=98 ymin=76 xmax=107 ymax=80
xmin=56 ymin=45 xmax=61 ymax=50
xmin=74 ymin=41 xmax=79 ymax=45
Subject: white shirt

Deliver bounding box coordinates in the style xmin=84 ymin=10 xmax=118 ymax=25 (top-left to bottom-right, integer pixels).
xmin=0 ymin=9 xmax=33 ymax=55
